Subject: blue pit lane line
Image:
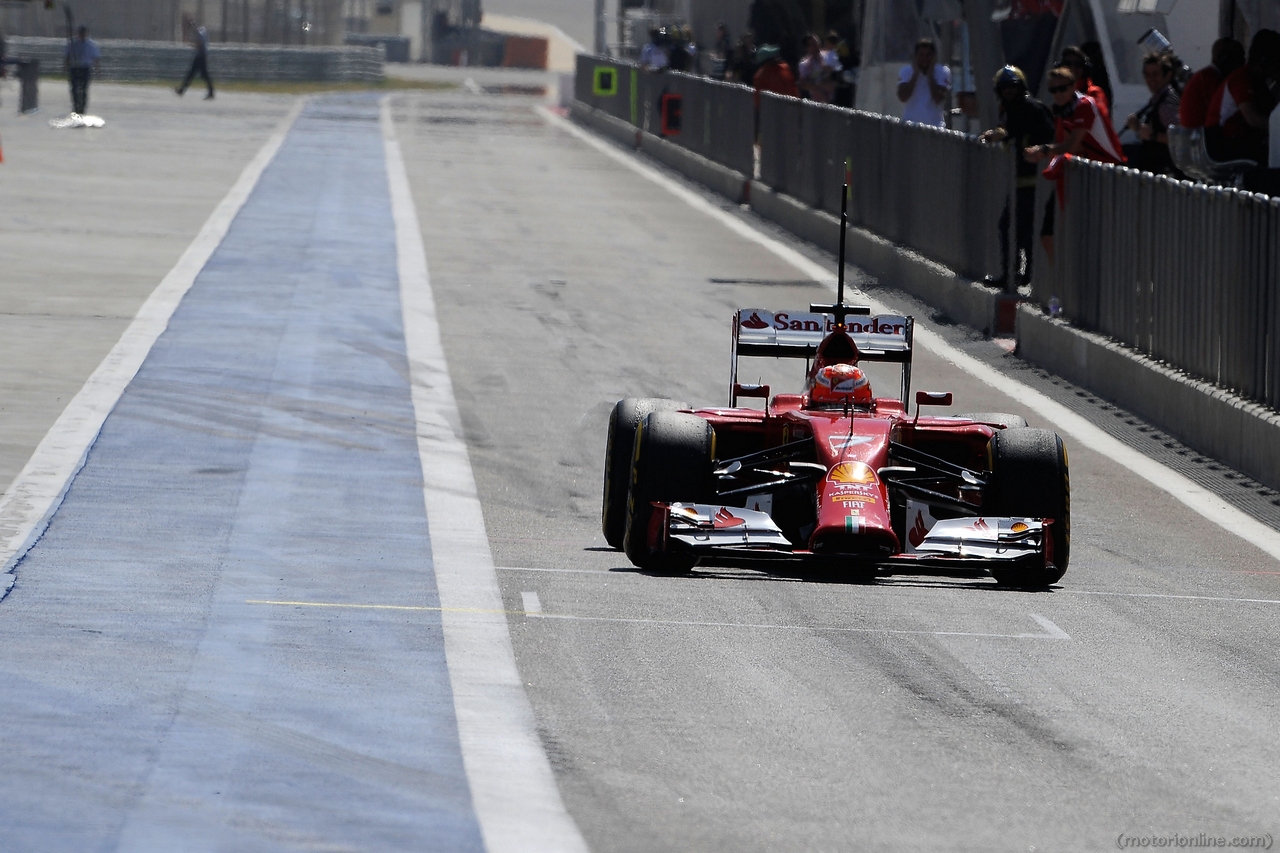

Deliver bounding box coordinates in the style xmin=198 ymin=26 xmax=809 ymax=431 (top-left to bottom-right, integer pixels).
xmin=0 ymin=96 xmax=486 ymax=851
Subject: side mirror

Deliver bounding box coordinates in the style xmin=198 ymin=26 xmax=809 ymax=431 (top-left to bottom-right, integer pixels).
xmin=915 ymin=391 xmax=953 ymax=407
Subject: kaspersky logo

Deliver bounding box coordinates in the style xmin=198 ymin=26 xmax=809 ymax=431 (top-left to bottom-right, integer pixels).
xmin=827 ymin=461 xmax=876 ymax=485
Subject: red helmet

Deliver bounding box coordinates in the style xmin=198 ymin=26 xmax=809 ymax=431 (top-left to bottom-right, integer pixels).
xmin=809 ymin=363 xmax=872 ymax=407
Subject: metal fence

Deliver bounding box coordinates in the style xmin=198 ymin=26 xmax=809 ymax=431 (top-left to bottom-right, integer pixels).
xmin=572 ymin=56 xmax=1280 ymax=409
xmin=1050 ymin=159 xmax=1280 ymax=406
xmin=758 ymin=93 xmax=1011 ymax=282
xmin=575 ymin=55 xmax=1009 ymax=283
xmin=574 ymin=55 xmax=755 ymax=190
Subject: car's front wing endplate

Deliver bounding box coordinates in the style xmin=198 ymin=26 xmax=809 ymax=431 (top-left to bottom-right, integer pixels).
xmin=661 ymin=503 xmax=793 ymax=550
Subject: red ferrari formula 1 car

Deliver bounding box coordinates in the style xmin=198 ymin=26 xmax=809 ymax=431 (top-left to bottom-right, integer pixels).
xmin=601 ymin=302 xmax=1070 ymax=588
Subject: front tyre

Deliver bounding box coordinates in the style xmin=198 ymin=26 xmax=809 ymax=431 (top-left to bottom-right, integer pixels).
xmin=602 ymin=398 xmax=688 ymax=549
xmin=622 ymin=411 xmax=714 ymax=573
xmin=984 ymin=427 xmax=1070 ymax=589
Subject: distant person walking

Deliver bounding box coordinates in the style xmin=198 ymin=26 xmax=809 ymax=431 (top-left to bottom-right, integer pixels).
xmin=175 ymin=24 xmax=214 ymax=100
xmin=64 ymin=26 xmax=100 ymax=115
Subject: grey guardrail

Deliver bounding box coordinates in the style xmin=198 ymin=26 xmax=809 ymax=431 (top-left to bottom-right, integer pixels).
xmin=7 ymin=36 xmax=384 ymax=82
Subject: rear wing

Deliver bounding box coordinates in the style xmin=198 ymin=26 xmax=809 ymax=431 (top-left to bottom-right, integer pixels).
xmin=730 ymin=308 xmax=915 ymax=406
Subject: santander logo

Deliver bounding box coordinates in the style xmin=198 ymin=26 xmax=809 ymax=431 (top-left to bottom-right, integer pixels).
xmin=740 ymin=312 xmax=769 ymax=330
xmin=713 ymin=507 xmax=746 ymax=528
xmin=908 ymin=512 xmax=928 ymax=547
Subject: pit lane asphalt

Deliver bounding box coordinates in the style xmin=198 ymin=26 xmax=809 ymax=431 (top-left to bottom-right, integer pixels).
xmin=393 ymin=90 xmax=1280 ymax=851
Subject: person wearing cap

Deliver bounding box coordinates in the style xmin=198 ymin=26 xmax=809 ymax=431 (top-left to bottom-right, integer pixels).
xmin=980 ymin=66 xmax=1053 ymax=288
xmin=63 ymin=25 xmax=100 ymax=116
xmin=897 ymin=38 xmax=950 ymax=127
xmin=752 ymin=44 xmax=799 ymax=99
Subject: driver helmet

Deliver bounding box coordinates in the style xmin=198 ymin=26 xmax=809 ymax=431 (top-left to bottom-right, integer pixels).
xmin=809 ymin=363 xmax=872 ymax=407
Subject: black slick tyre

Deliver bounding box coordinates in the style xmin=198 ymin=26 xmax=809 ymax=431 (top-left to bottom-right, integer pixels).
xmin=622 ymin=410 xmax=714 ymax=573
xmin=961 ymin=412 xmax=1029 ymax=429
xmin=984 ymin=427 xmax=1070 ymax=588
xmin=602 ymin=398 xmax=687 ymax=549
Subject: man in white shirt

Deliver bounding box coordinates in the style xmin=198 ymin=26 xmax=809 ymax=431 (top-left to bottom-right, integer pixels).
xmin=640 ymin=28 xmax=669 ymax=71
xmin=897 ymin=38 xmax=950 ymax=127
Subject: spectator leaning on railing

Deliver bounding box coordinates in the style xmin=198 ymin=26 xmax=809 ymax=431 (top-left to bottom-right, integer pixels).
xmin=1123 ymin=54 xmax=1181 ymax=175
xmin=1179 ymin=37 xmax=1245 ymax=129
xmin=1060 ymin=45 xmax=1110 ymax=123
xmin=897 ymin=38 xmax=950 ymax=127
xmin=980 ymin=65 xmax=1054 ymax=290
xmin=1026 ymin=65 xmax=1126 ymax=262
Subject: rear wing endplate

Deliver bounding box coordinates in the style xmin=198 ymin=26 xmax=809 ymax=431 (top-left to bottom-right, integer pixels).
xmin=730 ymin=308 xmax=915 ymax=405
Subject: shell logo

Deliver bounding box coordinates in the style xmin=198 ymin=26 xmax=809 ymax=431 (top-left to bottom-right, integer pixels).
xmin=1010 ymin=521 xmax=1029 ymax=534
xmin=827 ymin=461 xmax=876 ymax=485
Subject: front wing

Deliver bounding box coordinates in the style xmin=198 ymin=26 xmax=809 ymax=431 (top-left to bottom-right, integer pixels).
xmin=649 ymin=503 xmax=1056 ymax=574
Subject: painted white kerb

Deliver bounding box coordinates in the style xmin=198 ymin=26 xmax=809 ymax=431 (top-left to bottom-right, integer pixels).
xmin=381 ymin=96 xmax=590 ymax=853
xmin=0 ymin=97 xmax=308 ymax=599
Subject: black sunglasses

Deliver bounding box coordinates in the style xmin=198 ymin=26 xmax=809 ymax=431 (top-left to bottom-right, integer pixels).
xmin=1047 ymin=84 xmax=1072 ymax=94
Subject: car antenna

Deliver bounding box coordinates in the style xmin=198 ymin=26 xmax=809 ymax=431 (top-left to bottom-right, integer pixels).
xmin=836 ymin=161 xmax=849 ymax=322
xmin=810 ymin=161 xmax=869 ymax=327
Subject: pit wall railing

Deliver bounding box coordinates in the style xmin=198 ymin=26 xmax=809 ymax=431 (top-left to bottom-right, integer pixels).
xmin=574 ymin=54 xmax=1010 ymax=285
xmin=574 ymin=55 xmax=1280 ymax=410
xmin=1043 ymin=160 xmax=1280 ymax=407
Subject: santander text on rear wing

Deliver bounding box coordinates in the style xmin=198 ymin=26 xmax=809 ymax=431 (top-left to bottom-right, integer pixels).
xmin=730 ymin=308 xmax=915 ymax=405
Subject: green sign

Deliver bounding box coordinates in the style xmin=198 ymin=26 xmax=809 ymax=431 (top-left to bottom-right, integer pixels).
xmin=593 ymin=66 xmax=618 ymax=96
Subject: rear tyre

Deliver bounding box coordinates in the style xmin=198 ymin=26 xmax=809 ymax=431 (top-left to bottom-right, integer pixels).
xmin=623 ymin=411 xmax=714 ymax=573
xmin=984 ymin=427 xmax=1070 ymax=589
xmin=602 ymin=398 xmax=687 ymax=549
xmin=961 ymin=412 xmax=1029 ymax=429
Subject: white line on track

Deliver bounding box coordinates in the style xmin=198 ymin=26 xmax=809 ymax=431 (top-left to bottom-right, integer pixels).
xmin=1066 ymin=589 xmax=1280 ymax=606
xmin=521 ymin=591 xmax=543 ymax=614
xmin=0 ymin=97 xmax=308 ymax=600
xmin=538 ymin=106 xmax=1280 ymax=566
xmin=383 ymin=97 xmax=589 ymax=853
xmin=525 ymin=609 xmax=1070 ymax=640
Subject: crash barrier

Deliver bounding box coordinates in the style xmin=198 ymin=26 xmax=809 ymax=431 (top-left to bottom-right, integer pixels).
xmin=574 ymin=55 xmax=1007 ymax=284
xmin=758 ymin=93 xmax=1010 ymax=283
xmin=5 ymin=37 xmax=384 ymax=82
xmin=1045 ymin=158 xmax=1280 ymax=408
xmin=344 ymin=34 xmax=411 ymax=64
xmin=574 ymin=54 xmax=754 ymax=179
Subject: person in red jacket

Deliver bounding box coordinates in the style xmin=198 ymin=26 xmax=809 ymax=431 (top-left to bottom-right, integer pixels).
xmin=1205 ymin=29 xmax=1280 ymax=163
xmin=752 ymin=44 xmax=799 ymax=98
xmin=1180 ymin=38 xmax=1245 ymax=129
xmin=1026 ymin=66 xmax=1126 ymax=261
xmin=1060 ymin=45 xmax=1110 ymax=122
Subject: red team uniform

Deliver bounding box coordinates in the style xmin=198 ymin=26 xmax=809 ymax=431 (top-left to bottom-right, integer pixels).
xmin=1054 ymin=92 xmax=1125 ymax=165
